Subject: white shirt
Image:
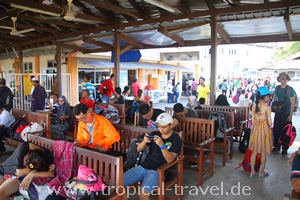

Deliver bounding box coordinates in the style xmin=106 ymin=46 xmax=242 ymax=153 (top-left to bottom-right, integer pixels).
xmin=0 ymin=109 xmax=15 ymax=127
xmin=239 ymin=98 xmax=252 ymax=107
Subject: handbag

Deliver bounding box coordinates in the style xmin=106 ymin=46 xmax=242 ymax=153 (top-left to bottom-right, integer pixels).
xmin=65 ymin=165 xmax=108 ymax=200
xmin=272 ymin=86 xmax=287 ymax=113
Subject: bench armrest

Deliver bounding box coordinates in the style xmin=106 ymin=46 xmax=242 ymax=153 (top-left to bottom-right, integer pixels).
xmin=157 ymin=155 xmax=185 ymax=173
xmin=239 ymin=120 xmax=248 ymax=125
xmin=223 ymin=127 xmax=235 ymax=133
xmin=199 ymin=138 xmax=215 ymax=146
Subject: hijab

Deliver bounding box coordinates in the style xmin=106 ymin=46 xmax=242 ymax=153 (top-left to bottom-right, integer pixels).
xmin=187 ymin=96 xmax=198 ymax=109
xmin=215 ymin=94 xmax=230 ymax=106
xmin=57 ymin=95 xmax=69 ymax=116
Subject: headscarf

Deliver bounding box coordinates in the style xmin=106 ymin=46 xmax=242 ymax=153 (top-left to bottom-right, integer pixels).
xmin=57 ymin=95 xmax=69 ymax=116
xmin=187 ymin=96 xmax=198 ymax=109
xmin=215 ymin=94 xmax=230 ymax=106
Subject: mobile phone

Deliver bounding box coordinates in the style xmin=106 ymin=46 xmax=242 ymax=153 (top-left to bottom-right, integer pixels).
xmin=146 ymin=135 xmax=155 ymax=140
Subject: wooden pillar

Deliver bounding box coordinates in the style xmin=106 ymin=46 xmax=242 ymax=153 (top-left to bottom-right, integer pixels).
xmin=195 ymin=64 xmax=199 ymax=80
xmin=35 ymin=56 xmax=40 ymax=73
xmin=210 ymin=14 xmax=218 ymax=105
xmin=158 ymin=69 xmax=163 ymax=75
xmin=138 ymin=69 xmax=142 ymax=86
xmin=18 ymin=45 xmax=24 ymax=110
xmin=55 ymin=42 xmax=62 ymax=96
xmin=67 ymin=53 xmax=78 ymax=106
xmin=114 ymin=31 xmax=121 ymax=87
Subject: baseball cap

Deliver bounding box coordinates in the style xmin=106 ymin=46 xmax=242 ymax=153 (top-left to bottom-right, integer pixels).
xmin=155 ymin=113 xmax=173 ymax=126
xmin=258 ymin=86 xmax=274 ymax=96
xmin=32 ymin=77 xmax=39 ymax=81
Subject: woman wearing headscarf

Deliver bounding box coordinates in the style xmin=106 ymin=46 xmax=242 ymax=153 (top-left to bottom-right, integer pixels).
xmin=215 ymin=94 xmax=230 ymax=106
xmin=50 ymin=95 xmax=73 ymax=140
xmin=186 ymin=96 xmax=198 ymax=109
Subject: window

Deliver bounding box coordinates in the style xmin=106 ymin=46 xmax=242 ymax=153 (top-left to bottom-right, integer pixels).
xmin=24 ymin=62 xmax=33 ymax=73
xmin=47 ymin=60 xmax=56 ymax=68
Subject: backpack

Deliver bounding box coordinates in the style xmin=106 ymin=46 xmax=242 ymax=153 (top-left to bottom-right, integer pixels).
xmin=99 ymin=105 xmax=120 ymax=124
xmin=238 ymin=128 xmax=251 ymax=153
xmin=218 ymin=83 xmax=222 ymax=90
xmin=0 ymin=87 xmax=14 ymax=111
xmin=235 ymin=148 xmax=261 ymax=172
xmin=8 ymin=114 xmax=28 ymax=138
xmin=128 ymin=100 xmax=140 ymax=119
xmin=275 ymin=85 xmax=299 ymax=112
xmin=124 ymin=135 xmax=150 ymax=170
xmin=278 ymin=123 xmax=296 ymax=147
xmin=208 ymin=112 xmax=227 ymax=139
xmin=99 ymin=81 xmax=107 ymax=95
xmin=172 ymin=84 xmax=178 ymax=94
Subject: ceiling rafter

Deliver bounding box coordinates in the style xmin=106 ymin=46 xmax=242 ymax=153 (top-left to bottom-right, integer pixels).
xmin=107 ymin=0 xmax=136 ymax=22
xmin=284 ymin=10 xmax=293 ymax=40
xmin=9 ymin=0 xmax=63 ymax=15
xmin=158 ymin=25 xmax=185 ymax=46
xmin=127 ymin=0 xmax=150 ymax=20
xmin=120 ymin=34 xmax=144 ymax=48
xmin=178 ymin=0 xmax=190 ymax=14
xmin=83 ymin=48 xmax=108 ymax=54
xmin=83 ymin=38 xmax=113 ymax=50
xmin=216 ymin=24 xmax=230 ymax=43
xmin=120 ymin=45 xmax=135 ymax=54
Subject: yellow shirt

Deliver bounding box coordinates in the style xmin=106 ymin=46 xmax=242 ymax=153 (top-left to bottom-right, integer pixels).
xmin=197 ymin=84 xmax=210 ymax=102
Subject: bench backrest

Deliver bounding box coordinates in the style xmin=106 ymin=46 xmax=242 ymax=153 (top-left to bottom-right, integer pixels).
xmin=12 ymin=109 xmax=51 ymax=138
xmin=27 ymin=134 xmax=124 ymax=189
xmin=165 ymin=107 xmax=174 ymax=116
xmin=112 ymin=124 xmax=153 ymax=154
xmin=195 ymin=110 xmax=235 ymax=130
xmin=174 ymin=117 xmax=215 ymax=147
xmin=200 ymin=105 xmax=249 ymax=125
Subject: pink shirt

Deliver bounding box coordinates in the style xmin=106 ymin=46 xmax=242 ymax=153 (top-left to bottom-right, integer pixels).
xmin=132 ymin=82 xmax=140 ymax=97
xmin=192 ymin=81 xmax=198 ymax=90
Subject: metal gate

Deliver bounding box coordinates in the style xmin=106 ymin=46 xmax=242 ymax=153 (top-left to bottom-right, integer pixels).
xmin=4 ymin=73 xmax=72 ymax=110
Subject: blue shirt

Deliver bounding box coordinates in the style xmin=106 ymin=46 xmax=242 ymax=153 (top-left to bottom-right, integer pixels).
xmin=83 ymin=81 xmax=95 ymax=100
xmin=276 ymin=86 xmax=295 ymax=114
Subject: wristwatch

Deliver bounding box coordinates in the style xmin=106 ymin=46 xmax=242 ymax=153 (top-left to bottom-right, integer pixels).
xmin=160 ymin=143 xmax=167 ymax=150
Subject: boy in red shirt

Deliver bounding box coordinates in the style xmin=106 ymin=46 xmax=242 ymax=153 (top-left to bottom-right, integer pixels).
xmin=80 ymin=90 xmax=95 ymax=112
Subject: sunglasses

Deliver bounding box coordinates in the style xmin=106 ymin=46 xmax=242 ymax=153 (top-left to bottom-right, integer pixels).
xmin=281 ymin=77 xmax=288 ymax=80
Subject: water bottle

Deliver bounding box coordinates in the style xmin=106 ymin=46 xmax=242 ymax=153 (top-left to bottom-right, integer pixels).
xmin=6 ymin=95 xmax=9 ymax=105
xmin=244 ymin=140 xmax=248 ymax=148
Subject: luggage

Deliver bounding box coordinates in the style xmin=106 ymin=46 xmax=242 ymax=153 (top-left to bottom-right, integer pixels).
xmin=279 ymin=123 xmax=296 ymax=147
xmin=235 ymin=148 xmax=261 ymax=172
xmin=238 ymin=128 xmax=251 ymax=153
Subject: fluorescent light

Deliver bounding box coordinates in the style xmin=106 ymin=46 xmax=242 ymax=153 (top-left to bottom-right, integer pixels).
xmin=144 ymin=0 xmax=177 ymax=13
xmin=10 ymin=3 xmax=61 ymax=17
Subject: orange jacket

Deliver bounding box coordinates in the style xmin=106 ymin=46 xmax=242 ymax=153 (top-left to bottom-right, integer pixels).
xmin=76 ymin=113 xmax=120 ymax=150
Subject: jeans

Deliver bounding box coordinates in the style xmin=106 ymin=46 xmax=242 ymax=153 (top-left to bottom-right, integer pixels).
xmin=124 ymin=165 xmax=159 ymax=193
xmin=273 ymin=113 xmax=290 ymax=150
xmin=167 ymin=92 xmax=173 ymax=103
xmin=101 ymin=95 xmax=111 ymax=103
xmin=174 ymin=92 xmax=179 ymax=103
xmin=0 ymin=127 xmax=9 ymax=152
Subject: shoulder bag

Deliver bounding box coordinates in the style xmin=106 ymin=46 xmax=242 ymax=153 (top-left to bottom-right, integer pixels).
xmin=271 ymin=86 xmax=287 ymax=114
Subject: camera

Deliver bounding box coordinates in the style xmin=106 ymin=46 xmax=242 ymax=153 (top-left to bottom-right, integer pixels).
xmin=146 ymin=135 xmax=155 ymax=140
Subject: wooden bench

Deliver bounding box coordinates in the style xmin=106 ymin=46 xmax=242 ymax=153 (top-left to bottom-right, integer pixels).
xmin=27 ymin=133 xmax=125 ymax=200
xmin=2 ymin=109 xmax=51 ymax=147
xmin=125 ymin=100 xmax=153 ymax=124
xmin=173 ymin=117 xmax=215 ymax=187
xmin=195 ymin=110 xmax=235 ymax=166
xmin=112 ymin=124 xmax=184 ymax=200
xmin=200 ymin=105 xmax=250 ymax=141
xmin=284 ymin=189 xmax=300 ymax=200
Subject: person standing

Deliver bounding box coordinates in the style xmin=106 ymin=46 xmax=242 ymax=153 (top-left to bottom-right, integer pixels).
xmin=221 ymin=79 xmax=228 ymax=97
xmin=191 ymin=78 xmax=198 ymax=97
xmin=248 ymin=87 xmax=273 ymax=178
xmin=30 ymin=77 xmax=47 ymax=112
xmin=196 ymin=76 xmax=210 ymax=104
xmin=173 ymin=82 xmax=180 ymax=103
xmin=131 ymin=79 xmax=140 ymax=98
xmin=167 ymin=80 xmax=173 ymax=103
xmin=100 ymin=74 xmax=115 ymax=103
xmin=51 ymin=77 xmax=58 ymax=95
xmin=187 ymin=78 xmax=193 ymax=96
xmin=0 ymin=102 xmax=15 ymax=153
xmin=82 ymin=74 xmax=95 ymax=100
xmin=272 ymin=72 xmax=295 ymax=155
xmin=0 ymin=78 xmax=14 ymax=111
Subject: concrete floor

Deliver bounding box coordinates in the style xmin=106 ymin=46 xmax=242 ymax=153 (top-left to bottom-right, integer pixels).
xmin=0 ymin=96 xmax=298 ymax=200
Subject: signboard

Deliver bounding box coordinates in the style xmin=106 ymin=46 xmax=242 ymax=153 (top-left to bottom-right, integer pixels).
xmin=160 ymin=51 xmax=199 ymax=61
xmin=111 ymin=50 xmax=141 ymax=62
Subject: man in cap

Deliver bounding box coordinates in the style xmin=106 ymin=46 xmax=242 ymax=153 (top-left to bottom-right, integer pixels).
xmin=196 ymin=76 xmax=210 ymax=104
xmin=30 ymin=77 xmax=47 ymax=112
xmin=123 ymin=112 xmax=182 ymax=199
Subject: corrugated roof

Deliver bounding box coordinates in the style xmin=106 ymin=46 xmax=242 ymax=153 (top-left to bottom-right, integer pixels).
xmin=77 ymin=57 xmax=192 ymax=71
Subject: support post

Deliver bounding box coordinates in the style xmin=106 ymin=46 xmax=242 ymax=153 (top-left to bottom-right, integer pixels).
xmin=114 ymin=31 xmax=121 ymax=87
xmin=210 ymin=14 xmax=218 ymax=105
xmin=18 ymin=45 xmax=24 ymax=110
xmin=56 ymin=42 xmax=62 ymax=96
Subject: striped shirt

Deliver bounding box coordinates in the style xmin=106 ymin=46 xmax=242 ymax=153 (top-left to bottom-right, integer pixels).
xmin=83 ymin=81 xmax=95 ymax=100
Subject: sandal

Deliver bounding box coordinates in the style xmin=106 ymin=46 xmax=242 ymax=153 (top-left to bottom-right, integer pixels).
xmin=249 ymin=173 xmax=258 ymax=178
xmin=260 ymin=172 xmax=270 ymax=178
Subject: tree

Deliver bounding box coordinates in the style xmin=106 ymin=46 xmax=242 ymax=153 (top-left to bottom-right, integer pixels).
xmin=274 ymin=42 xmax=300 ymax=62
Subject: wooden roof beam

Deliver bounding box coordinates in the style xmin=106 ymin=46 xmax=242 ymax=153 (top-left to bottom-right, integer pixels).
xmin=128 ymin=0 xmax=150 ymax=20
xmin=178 ymin=0 xmax=190 ymax=14
xmin=83 ymin=48 xmax=109 ymax=54
xmin=83 ymin=38 xmax=114 ymax=51
xmin=158 ymin=25 xmax=185 ymax=46
xmin=120 ymin=45 xmax=135 ymax=54
xmin=284 ymin=11 xmax=293 ymax=40
xmin=120 ymin=35 xmax=144 ymax=48
xmin=81 ymin=0 xmax=141 ymax=18
xmin=61 ymin=44 xmax=85 ymax=52
xmin=216 ymin=24 xmax=230 ymax=43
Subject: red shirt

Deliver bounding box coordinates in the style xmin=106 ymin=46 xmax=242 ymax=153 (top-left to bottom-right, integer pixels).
xmin=80 ymin=98 xmax=95 ymax=109
xmin=132 ymin=82 xmax=140 ymax=97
